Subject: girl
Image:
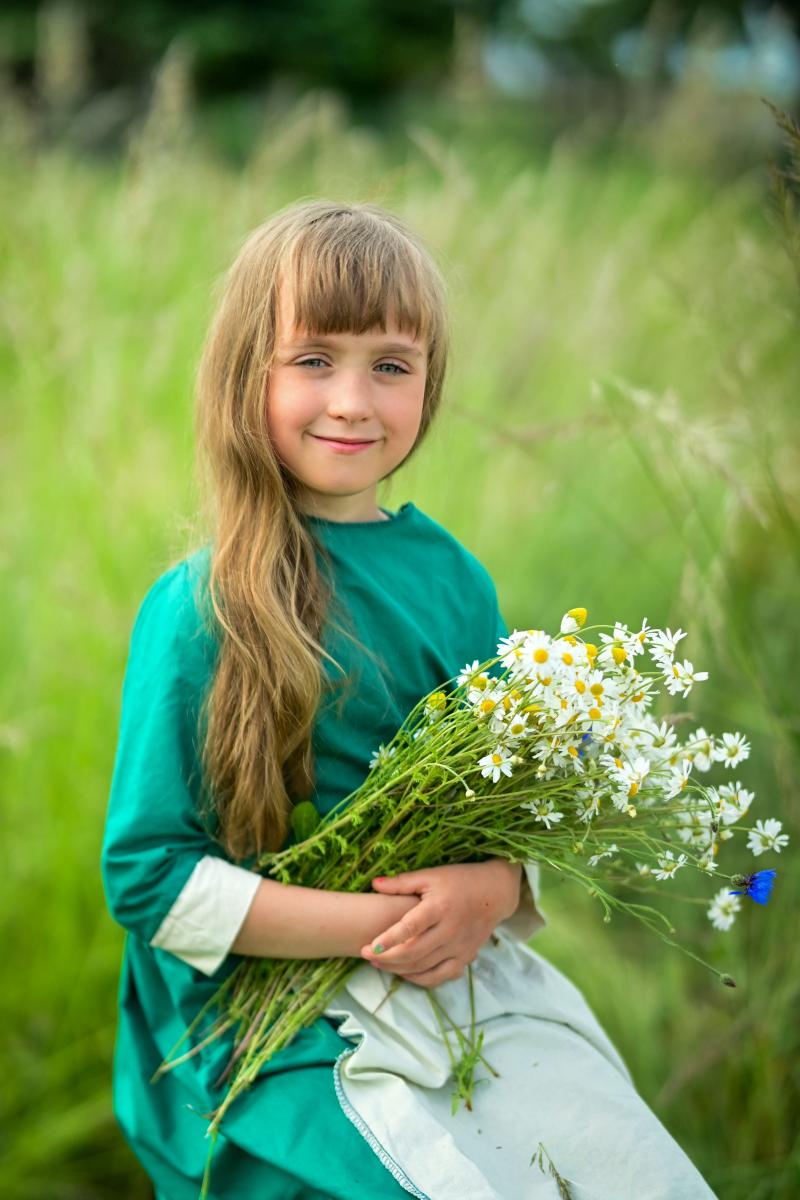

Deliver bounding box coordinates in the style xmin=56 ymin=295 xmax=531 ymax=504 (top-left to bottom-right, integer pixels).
xmin=101 ymin=199 xmax=718 ymax=1199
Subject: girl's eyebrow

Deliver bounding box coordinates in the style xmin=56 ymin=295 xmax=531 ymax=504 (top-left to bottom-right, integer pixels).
xmin=280 ymin=336 xmax=424 ymax=359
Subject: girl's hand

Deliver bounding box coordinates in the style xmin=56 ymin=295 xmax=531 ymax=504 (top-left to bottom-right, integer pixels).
xmin=359 ymin=859 xmax=522 ymax=989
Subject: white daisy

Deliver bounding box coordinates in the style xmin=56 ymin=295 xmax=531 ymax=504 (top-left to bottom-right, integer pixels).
xmin=696 ymin=853 xmax=718 ymax=873
xmin=714 ymin=732 xmax=751 ymax=769
xmin=653 ymin=850 xmax=688 ymax=880
xmin=664 ymin=758 xmax=695 ymax=799
xmin=597 ymin=623 xmax=632 ymax=667
xmin=424 ymin=691 xmax=448 ymax=722
xmin=587 ymin=843 xmax=619 ymax=867
xmin=746 ymin=818 xmax=789 ymax=857
xmin=719 ymin=782 xmax=754 ymax=822
xmin=646 ymin=626 xmax=688 ymax=657
xmin=626 ymin=617 xmax=653 ymax=660
xmin=643 ymin=718 xmax=679 ymax=757
xmin=576 ymin=795 xmax=601 ymax=823
xmin=456 ymin=659 xmax=485 ymax=687
xmin=519 ymin=796 xmax=565 ymax=829
xmin=495 ymin=633 xmax=530 ymax=675
xmin=676 ymin=808 xmax=715 ymax=848
xmin=559 ymin=607 xmax=587 ymax=634
xmin=663 ymin=659 xmax=709 ymax=699
xmin=368 ymin=743 xmax=397 ymax=770
xmin=707 ymin=887 xmax=741 ymax=931
xmin=478 ymin=745 xmax=514 ymax=784
xmin=684 ymin=727 xmax=715 ymax=772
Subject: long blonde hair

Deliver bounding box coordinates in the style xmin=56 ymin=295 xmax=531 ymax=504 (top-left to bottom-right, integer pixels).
xmin=191 ymin=199 xmax=450 ymax=861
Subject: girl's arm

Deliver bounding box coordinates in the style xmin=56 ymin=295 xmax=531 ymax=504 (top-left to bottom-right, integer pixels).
xmin=230 ymin=878 xmax=419 ymax=959
xmin=101 ymin=560 xmax=421 ymax=973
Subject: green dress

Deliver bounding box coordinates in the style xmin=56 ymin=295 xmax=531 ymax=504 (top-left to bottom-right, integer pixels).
xmin=101 ymin=500 xmax=508 ymax=1200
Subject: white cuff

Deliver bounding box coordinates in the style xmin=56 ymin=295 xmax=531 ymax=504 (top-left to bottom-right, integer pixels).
xmin=150 ymin=855 xmax=262 ymax=975
xmin=495 ymin=860 xmax=547 ymax=942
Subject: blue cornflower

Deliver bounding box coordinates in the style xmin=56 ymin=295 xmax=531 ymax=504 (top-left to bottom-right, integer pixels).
xmin=577 ymin=730 xmax=593 ymax=759
xmin=728 ymin=868 xmax=777 ymax=906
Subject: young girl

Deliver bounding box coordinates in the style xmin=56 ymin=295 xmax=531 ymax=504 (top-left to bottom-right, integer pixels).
xmin=101 ymin=199 xmax=718 ymax=1199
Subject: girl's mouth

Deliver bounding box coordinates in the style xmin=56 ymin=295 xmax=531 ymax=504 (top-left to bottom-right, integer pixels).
xmin=311 ymin=435 xmax=378 ymax=453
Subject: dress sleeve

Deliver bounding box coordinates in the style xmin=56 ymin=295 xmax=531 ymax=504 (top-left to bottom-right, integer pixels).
xmin=100 ymin=560 xmax=261 ymax=975
xmin=486 ymin=578 xmax=548 ymax=942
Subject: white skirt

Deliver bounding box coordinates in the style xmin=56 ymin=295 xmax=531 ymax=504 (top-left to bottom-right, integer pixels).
xmin=323 ymin=864 xmax=718 ymax=1200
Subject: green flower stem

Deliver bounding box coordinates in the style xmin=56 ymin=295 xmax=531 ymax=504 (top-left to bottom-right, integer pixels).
xmin=156 ymin=643 xmax=744 ymax=1141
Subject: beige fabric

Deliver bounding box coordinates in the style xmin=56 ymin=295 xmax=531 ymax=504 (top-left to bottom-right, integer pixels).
xmin=149 ymin=855 xmax=262 ymax=975
xmin=324 ymin=863 xmax=718 ymax=1199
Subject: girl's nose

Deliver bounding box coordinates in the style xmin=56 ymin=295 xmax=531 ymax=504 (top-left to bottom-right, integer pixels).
xmin=324 ymin=370 xmax=376 ymax=419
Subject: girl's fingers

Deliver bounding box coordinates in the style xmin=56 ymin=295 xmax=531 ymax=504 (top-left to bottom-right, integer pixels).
xmin=360 ymin=902 xmax=437 ymax=960
xmin=365 ymin=940 xmax=449 ymax=972
xmin=397 ymin=958 xmax=465 ymax=989
xmin=370 ymin=871 xmax=430 ymax=893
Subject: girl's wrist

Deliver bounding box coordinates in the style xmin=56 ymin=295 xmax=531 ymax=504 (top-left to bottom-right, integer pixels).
xmin=487 ymin=857 xmax=523 ymax=920
xmin=350 ymin=892 xmax=418 ymax=959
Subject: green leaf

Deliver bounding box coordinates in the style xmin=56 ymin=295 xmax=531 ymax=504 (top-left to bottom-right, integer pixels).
xmin=290 ymin=800 xmax=321 ymax=843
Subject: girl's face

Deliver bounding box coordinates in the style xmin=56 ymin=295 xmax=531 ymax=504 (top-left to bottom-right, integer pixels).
xmin=267 ymin=281 xmax=428 ymax=522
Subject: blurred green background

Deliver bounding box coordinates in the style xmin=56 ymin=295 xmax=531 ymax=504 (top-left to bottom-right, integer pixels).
xmin=1 ymin=1 xmax=799 ymax=1197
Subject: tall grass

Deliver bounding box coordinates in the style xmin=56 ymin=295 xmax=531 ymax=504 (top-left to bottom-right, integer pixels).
xmin=1 ymin=56 xmax=798 ymax=1199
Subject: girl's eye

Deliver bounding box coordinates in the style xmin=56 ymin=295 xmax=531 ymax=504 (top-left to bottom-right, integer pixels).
xmin=296 ymin=358 xmax=408 ymax=375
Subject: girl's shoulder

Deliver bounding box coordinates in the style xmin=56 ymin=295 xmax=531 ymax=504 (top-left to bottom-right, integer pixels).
xmin=135 ymin=543 xmax=210 ymax=622
xmin=411 ymin=507 xmax=501 ymax=604
xmin=129 ymin=544 xmax=217 ymax=677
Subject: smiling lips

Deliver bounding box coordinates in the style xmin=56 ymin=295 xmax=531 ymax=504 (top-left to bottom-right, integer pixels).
xmin=311 ymin=435 xmax=378 ymax=453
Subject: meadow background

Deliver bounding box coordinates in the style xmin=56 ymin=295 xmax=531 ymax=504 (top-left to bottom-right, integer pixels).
xmin=1 ymin=2 xmax=799 ymax=1197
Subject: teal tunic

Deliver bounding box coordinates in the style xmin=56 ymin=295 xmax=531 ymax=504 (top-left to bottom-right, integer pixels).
xmin=101 ymin=500 xmax=508 ymax=1200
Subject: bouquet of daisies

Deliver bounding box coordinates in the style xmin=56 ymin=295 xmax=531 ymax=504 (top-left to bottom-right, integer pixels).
xmin=154 ymin=607 xmax=788 ymax=1194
